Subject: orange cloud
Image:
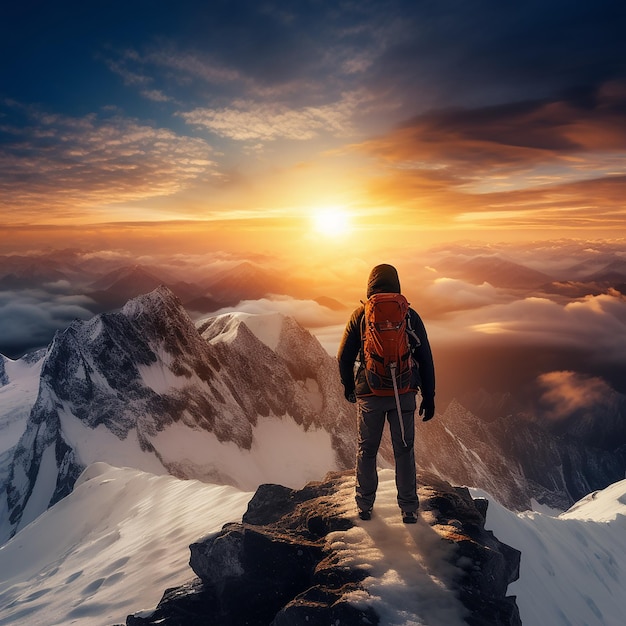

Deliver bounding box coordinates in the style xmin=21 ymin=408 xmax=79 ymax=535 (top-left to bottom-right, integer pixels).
xmin=0 ymin=104 xmax=219 ymax=224
xmin=351 ymin=84 xmax=626 ymax=231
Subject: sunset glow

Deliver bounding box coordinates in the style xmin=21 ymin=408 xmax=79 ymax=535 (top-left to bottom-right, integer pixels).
xmin=1 ymin=1 xmax=626 ymax=374
xmin=0 ymin=1 xmax=624 ymax=255
xmin=312 ymin=207 xmax=351 ymax=238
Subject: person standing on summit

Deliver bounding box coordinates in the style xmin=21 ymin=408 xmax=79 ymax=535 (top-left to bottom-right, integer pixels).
xmin=337 ymin=264 xmax=435 ymax=524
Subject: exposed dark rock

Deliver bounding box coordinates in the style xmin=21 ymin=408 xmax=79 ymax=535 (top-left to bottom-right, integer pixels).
xmin=126 ymin=470 xmax=521 ymax=626
xmin=415 ymin=399 xmax=626 ymax=511
xmin=418 ymin=472 xmax=521 ymax=626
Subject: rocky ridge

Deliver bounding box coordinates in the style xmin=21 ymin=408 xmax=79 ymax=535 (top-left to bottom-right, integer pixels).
xmin=418 ymin=400 xmax=626 ymax=510
xmin=126 ymin=470 xmax=521 ymax=626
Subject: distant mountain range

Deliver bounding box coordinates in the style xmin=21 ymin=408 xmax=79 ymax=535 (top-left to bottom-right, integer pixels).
xmin=4 ymin=247 xmax=626 ymax=312
xmin=2 ymin=286 xmax=625 ymax=543
xmin=431 ymin=253 xmax=626 ymax=293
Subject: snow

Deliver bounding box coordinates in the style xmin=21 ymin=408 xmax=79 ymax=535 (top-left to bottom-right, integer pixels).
xmin=202 ymin=311 xmax=285 ymax=350
xmin=329 ymin=469 xmax=468 ymax=626
xmin=0 ymin=463 xmax=252 ymax=626
xmin=148 ymin=414 xmax=338 ymax=491
xmin=2 ymin=464 xmax=626 ymax=625
xmin=471 ymin=479 xmax=626 ymax=626
xmin=15 ymin=445 xmax=58 ymax=534
xmin=59 ymin=408 xmax=168 ymax=477
xmin=135 ymin=346 xmax=186 ymax=393
xmin=0 ymin=355 xmax=43 ymax=455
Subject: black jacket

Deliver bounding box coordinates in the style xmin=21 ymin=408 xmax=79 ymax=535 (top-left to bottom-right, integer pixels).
xmin=337 ymin=263 xmax=435 ymax=400
xmin=337 ymin=305 xmax=435 ymax=400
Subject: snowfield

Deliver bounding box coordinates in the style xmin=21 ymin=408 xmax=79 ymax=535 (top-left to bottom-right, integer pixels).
xmin=0 ymin=463 xmax=253 ymax=626
xmin=471 ymin=479 xmax=626 ymax=626
xmin=1 ymin=464 xmax=626 ymax=625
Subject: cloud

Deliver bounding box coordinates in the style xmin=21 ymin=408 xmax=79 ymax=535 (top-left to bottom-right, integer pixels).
xmin=0 ymin=102 xmax=219 ymax=221
xmin=534 ymin=370 xmax=626 ymax=448
xmin=140 ymin=89 xmax=172 ymax=103
xmin=205 ymin=296 xmax=347 ymax=328
xmin=180 ymin=95 xmax=361 ymax=142
xmin=0 ymin=290 xmax=96 ymax=358
xmin=365 ymin=2 xmax=626 ymax=114
xmin=350 ymin=84 xmax=626 ymax=229
xmin=360 ymin=85 xmax=626 ymax=175
xmin=536 ymin=371 xmax=614 ymax=422
xmin=142 ymin=49 xmax=243 ymax=85
xmin=422 ymin=278 xmax=508 ymax=314
xmin=431 ymin=291 xmax=626 ymax=364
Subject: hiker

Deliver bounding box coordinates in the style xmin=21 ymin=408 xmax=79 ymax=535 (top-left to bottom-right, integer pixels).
xmin=337 ymin=263 xmax=435 ymax=524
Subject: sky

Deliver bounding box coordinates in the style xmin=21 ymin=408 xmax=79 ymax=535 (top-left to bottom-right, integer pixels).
xmin=2 ymin=0 xmax=626 ymax=259
xmin=1 ymin=462 xmax=625 ymax=625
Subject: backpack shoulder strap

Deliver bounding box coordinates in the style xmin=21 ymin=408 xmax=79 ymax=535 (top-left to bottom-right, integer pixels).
xmin=406 ymin=310 xmax=421 ymax=348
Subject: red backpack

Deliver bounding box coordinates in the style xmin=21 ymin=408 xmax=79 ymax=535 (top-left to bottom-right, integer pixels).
xmin=361 ymin=292 xmax=417 ymax=396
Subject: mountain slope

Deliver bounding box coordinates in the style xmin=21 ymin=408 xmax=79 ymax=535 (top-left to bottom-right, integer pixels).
xmin=0 ymin=463 xmax=522 ymax=626
xmin=473 ymin=478 xmax=626 ymax=626
xmin=434 ymin=255 xmax=554 ymax=289
xmin=128 ymin=468 xmax=520 ymax=626
xmin=1 ymin=287 xmax=356 ymax=542
xmin=417 ymin=400 xmax=626 ymax=511
xmin=0 ymin=463 xmax=253 ymax=626
xmin=0 ymin=351 xmax=45 ymax=487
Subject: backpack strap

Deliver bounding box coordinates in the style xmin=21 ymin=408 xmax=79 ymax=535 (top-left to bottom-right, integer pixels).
xmin=406 ymin=310 xmax=421 ymax=349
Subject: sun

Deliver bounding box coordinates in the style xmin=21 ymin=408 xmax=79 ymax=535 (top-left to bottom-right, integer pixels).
xmin=312 ymin=206 xmax=351 ymax=237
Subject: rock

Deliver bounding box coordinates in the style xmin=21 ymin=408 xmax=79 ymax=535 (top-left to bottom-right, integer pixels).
xmin=126 ymin=470 xmax=521 ymax=626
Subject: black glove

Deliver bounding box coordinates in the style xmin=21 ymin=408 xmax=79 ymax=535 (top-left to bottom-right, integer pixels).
xmin=344 ymin=388 xmax=357 ymax=403
xmin=419 ymin=398 xmax=435 ymax=422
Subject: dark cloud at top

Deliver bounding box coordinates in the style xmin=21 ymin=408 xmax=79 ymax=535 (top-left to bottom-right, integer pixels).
xmin=4 ymin=1 xmax=624 ymax=120
xmin=362 ymin=85 xmax=626 ymax=172
xmin=368 ymin=1 xmax=626 ymax=112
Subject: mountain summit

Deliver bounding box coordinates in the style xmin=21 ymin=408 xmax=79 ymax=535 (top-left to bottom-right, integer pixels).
xmin=1 ymin=286 xmax=355 ymax=542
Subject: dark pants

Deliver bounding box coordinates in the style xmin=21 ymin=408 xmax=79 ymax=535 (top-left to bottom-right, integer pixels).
xmin=355 ymin=392 xmax=419 ymax=514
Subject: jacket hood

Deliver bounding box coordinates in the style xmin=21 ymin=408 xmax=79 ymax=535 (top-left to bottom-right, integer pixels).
xmin=366 ymin=264 xmax=401 ymax=297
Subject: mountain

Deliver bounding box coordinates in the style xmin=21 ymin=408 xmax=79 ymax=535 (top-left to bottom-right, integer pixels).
xmin=434 ymin=255 xmax=554 ymax=289
xmin=0 ymin=463 xmax=254 ymax=626
xmin=416 ymin=400 xmax=626 ymax=511
xmin=87 ymin=264 xmax=202 ymax=310
xmin=471 ymin=477 xmax=626 ymax=626
xmin=88 ymin=264 xmax=169 ymax=291
xmin=0 ymin=287 xmax=356 ymax=542
xmin=198 ymin=261 xmax=303 ymax=304
xmin=0 ymin=263 xmax=68 ymax=289
xmin=2 ymin=461 xmax=626 ymax=625
xmin=584 ymin=259 xmax=626 ymax=284
xmin=0 ymin=249 xmax=97 ymax=288
xmin=0 ymin=350 xmax=45 ymax=488
xmin=128 ymin=469 xmax=521 ymax=626
xmin=313 ymin=295 xmax=348 ymax=310
xmin=4 ymin=286 xmax=626 ymax=623
xmin=4 ymin=284 xmax=626 ymax=543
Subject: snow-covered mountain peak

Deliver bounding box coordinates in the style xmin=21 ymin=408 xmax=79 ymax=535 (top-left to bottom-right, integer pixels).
xmin=121 ymin=284 xmax=184 ymax=319
xmin=560 ymin=478 xmax=626 ymax=522
xmin=198 ymin=311 xmax=286 ymax=351
xmin=0 ymin=350 xmax=45 ymax=388
xmin=1 ymin=286 xmax=356 ymax=542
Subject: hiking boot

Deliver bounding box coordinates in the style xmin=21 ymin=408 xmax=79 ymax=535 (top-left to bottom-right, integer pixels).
xmin=402 ymin=511 xmax=417 ymax=524
xmin=358 ymin=508 xmax=372 ymax=521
